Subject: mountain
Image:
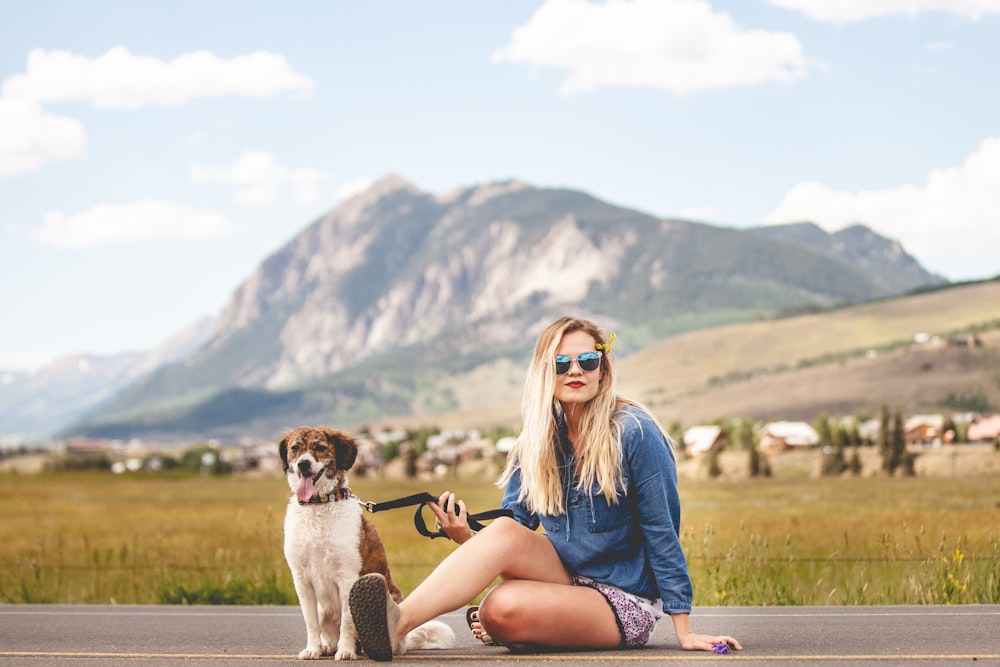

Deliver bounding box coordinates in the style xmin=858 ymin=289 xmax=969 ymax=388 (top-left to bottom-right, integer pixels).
xmin=0 ymin=318 xmax=215 ymax=441
xmin=751 ymin=222 xmax=945 ymax=294
xmin=66 ymin=175 xmax=944 ymax=441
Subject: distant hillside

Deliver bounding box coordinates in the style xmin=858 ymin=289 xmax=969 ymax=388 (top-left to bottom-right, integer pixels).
xmin=623 ymin=279 xmax=1000 ymax=426
xmin=372 ymin=280 xmax=1000 ymax=433
xmin=0 ymin=318 xmax=214 ymax=440
xmin=67 ymin=176 xmax=944 ymax=441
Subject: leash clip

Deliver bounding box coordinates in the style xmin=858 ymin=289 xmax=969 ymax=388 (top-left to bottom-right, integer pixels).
xmin=360 ymin=499 xmax=376 ymax=513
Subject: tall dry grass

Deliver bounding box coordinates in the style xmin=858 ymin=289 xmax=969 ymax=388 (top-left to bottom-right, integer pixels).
xmin=683 ymin=476 xmax=999 ymax=605
xmin=1 ymin=472 xmax=997 ymax=605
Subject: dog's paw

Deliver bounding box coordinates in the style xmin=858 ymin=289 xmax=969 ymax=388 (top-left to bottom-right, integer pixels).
xmin=297 ymin=646 xmax=323 ymax=660
xmin=334 ymin=646 xmax=358 ymax=660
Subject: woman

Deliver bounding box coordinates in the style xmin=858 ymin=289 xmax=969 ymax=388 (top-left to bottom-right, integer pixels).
xmin=349 ymin=316 xmax=742 ymax=660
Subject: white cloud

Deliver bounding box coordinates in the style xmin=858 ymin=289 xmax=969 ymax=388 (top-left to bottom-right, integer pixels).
xmin=2 ymin=46 xmax=314 ymax=109
xmin=191 ymin=150 xmax=334 ymax=206
xmin=768 ymin=0 xmax=1000 ymax=24
xmin=192 ymin=150 xmax=287 ymax=206
xmin=0 ymin=47 xmax=312 ymax=175
xmin=762 ymin=137 xmax=1000 ymax=281
xmin=0 ymin=96 xmax=86 ymax=177
xmin=32 ymin=200 xmax=232 ymax=247
xmin=491 ymin=0 xmax=807 ymax=95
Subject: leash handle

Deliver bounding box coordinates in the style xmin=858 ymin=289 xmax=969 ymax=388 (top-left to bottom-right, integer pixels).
xmin=358 ymin=490 xmax=513 ymax=540
xmin=413 ymin=505 xmax=514 ymax=539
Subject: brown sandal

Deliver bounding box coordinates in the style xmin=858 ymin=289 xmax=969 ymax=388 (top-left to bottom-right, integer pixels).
xmin=465 ymin=606 xmax=502 ymax=646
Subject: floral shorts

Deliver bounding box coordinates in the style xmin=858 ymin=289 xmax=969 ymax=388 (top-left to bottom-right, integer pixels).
xmin=572 ymin=576 xmax=663 ymax=648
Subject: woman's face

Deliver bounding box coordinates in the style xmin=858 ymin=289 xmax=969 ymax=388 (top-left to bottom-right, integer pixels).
xmin=553 ymin=330 xmax=602 ymax=407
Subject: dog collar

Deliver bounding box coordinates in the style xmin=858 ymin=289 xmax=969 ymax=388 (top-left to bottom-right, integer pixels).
xmin=299 ymin=487 xmax=353 ymax=505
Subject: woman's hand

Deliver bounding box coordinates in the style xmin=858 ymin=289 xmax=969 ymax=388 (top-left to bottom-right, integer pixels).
xmin=428 ymin=491 xmax=475 ymax=543
xmin=679 ymin=632 xmax=743 ymax=653
xmin=671 ymin=613 xmax=742 ymax=653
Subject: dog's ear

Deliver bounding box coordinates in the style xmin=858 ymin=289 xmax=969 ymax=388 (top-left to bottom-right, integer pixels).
xmin=278 ymin=433 xmax=290 ymax=473
xmin=323 ymin=429 xmax=358 ymax=471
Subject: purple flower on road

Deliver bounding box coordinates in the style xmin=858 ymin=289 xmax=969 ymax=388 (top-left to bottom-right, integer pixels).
xmin=713 ymin=642 xmax=733 ymax=654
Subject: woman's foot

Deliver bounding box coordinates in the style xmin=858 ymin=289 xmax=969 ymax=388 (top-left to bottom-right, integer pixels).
xmin=349 ymin=573 xmax=400 ymax=661
xmin=465 ymin=606 xmax=502 ymax=646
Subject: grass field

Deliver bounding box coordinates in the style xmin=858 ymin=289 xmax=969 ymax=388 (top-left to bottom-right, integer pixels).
xmin=2 ymin=471 xmax=997 ymax=607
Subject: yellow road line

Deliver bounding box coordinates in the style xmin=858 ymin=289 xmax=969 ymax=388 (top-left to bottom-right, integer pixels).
xmin=2 ymin=652 xmax=1000 ymax=662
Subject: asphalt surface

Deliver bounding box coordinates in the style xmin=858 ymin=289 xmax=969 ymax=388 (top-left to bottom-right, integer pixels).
xmin=1 ymin=604 xmax=998 ymax=666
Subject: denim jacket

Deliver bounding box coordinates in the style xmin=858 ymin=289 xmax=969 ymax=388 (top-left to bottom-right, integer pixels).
xmin=501 ymin=406 xmax=693 ymax=614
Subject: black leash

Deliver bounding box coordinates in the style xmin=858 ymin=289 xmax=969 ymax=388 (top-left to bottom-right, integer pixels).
xmin=358 ymin=491 xmax=512 ymax=540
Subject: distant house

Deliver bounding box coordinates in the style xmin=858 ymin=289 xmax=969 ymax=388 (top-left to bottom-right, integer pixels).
xmin=758 ymin=421 xmax=819 ymax=453
xmin=904 ymin=414 xmax=944 ymax=445
xmin=968 ymin=415 xmax=1000 ymax=442
xmin=67 ymin=439 xmax=108 ymax=454
xmin=682 ymin=425 xmax=727 ymax=456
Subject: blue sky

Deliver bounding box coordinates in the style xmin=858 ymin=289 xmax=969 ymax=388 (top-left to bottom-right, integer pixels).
xmin=2 ymin=0 xmax=999 ymax=372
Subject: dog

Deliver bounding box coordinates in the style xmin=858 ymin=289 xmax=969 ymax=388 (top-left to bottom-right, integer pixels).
xmin=280 ymin=426 xmax=455 ymax=660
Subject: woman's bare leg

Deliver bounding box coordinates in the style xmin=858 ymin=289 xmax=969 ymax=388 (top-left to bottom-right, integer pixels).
xmin=392 ymin=517 xmax=576 ymax=643
xmin=478 ymin=579 xmax=621 ymax=649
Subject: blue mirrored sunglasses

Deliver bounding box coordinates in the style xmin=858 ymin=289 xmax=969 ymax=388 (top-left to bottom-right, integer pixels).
xmin=554 ymin=351 xmax=603 ymax=375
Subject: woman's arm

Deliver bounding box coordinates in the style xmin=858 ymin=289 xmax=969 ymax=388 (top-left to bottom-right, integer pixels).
xmin=624 ymin=411 xmax=743 ymax=652
xmin=624 ymin=413 xmax=693 ymax=614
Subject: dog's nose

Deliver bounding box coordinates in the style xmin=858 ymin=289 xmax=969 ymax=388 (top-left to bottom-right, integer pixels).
xmin=297 ymin=459 xmax=312 ymax=473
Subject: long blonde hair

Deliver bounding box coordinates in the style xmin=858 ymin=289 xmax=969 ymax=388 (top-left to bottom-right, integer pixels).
xmin=498 ymin=317 xmax=666 ymax=516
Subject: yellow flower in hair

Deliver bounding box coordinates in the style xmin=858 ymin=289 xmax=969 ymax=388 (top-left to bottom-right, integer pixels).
xmin=595 ymin=332 xmax=616 ymax=354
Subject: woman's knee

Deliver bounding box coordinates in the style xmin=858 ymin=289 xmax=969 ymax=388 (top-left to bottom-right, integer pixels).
xmin=479 ymin=516 xmax=523 ymax=541
xmin=478 ymin=585 xmax=524 ymax=641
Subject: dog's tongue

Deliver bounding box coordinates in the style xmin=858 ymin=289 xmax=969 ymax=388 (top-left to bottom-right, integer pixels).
xmin=296 ymin=474 xmax=316 ymax=502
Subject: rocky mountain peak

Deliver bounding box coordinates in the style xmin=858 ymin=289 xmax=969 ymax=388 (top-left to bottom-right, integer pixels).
xmin=68 ymin=177 xmax=946 ymax=440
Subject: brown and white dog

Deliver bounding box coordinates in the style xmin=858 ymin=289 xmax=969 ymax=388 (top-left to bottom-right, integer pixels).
xmin=280 ymin=426 xmax=454 ymax=660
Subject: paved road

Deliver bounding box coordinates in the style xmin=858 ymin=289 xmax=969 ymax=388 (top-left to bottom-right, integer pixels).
xmin=1 ymin=604 xmax=998 ymax=666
